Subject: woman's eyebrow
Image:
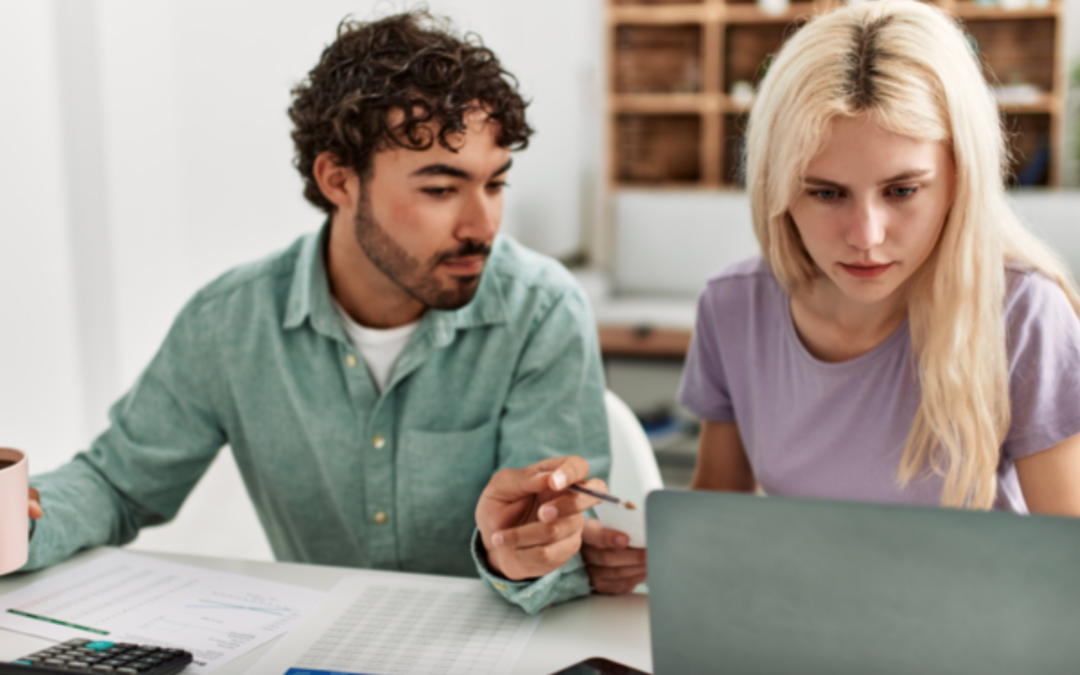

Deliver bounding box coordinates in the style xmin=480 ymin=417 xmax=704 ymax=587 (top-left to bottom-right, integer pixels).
xmin=879 ymin=168 xmax=933 ymax=184
xmin=803 ymin=176 xmax=846 ymax=188
xmin=803 ymin=168 xmax=933 ymax=188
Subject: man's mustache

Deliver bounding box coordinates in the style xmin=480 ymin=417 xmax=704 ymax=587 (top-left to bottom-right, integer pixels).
xmin=434 ymin=240 xmax=491 ymax=265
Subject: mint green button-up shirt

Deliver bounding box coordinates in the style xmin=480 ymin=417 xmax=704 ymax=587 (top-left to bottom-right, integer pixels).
xmin=26 ymin=227 xmax=611 ymax=613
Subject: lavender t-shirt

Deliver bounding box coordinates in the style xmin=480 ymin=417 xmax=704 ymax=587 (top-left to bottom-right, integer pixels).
xmin=678 ymin=256 xmax=1080 ymax=512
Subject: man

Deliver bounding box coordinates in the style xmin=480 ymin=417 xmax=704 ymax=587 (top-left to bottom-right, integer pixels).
xmin=23 ymin=10 xmax=645 ymax=612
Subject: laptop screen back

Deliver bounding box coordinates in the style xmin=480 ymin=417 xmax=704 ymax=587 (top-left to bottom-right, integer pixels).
xmin=646 ymin=491 xmax=1080 ymax=675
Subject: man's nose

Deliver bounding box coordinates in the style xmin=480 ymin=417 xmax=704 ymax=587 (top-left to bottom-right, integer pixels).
xmin=457 ymin=189 xmax=500 ymax=242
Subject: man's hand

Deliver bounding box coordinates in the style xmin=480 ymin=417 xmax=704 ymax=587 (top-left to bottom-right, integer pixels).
xmin=28 ymin=487 xmax=42 ymax=520
xmin=476 ymin=456 xmax=604 ymax=581
xmin=582 ymin=519 xmax=647 ymax=594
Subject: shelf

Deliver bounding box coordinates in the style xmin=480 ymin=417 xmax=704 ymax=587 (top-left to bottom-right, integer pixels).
xmin=997 ymin=92 xmax=1060 ymax=113
xmin=613 ymin=93 xmax=724 ymax=113
xmin=723 ymin=2 xmax=819 ymax=23
xmin=722 ymin=112 xmax=750 ymax=186
xmin=615 ymin=114 xmax=703 ymax=184
xmin=615 ymin=24 xmax=704 ymax=94
xmin=1003 ymin=112 xmax=1053 ymax=187
xmin=724 ymin=22 xmax=797 ymax=91
xmin=951 ymin=1 xmax=1060 ymax=20
xmin=610 ymin=4 xmax=719 ymax=24
xmin=599 ymin=325 xmax=693 ymax=359
xmin=607 ymin=0 xmax=1066 ymax=189
xmin=610 ymin=1 xmax=818 ymax=24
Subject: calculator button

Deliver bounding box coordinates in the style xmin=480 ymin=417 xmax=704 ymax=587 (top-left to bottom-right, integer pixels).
xmin=65 ymin=639 xmax=92 ymax=646
xmin=69 ymin=662 xmax=91 ymax=670
xmin=117 ymin=670 xmax=138 ymax=675
xmin=44 ymin=658 xmax=65 ymax=666
xmin=12 ymin=661 xmax=33 ymax=666
xmin=91 ymin=666 xmax=115 ymax=673
xmin=86 ymin=641 xmax=115 ymax=651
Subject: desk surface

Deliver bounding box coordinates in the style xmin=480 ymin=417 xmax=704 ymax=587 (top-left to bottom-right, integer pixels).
xmin=0 ymin=548 xmax=652 ymax=675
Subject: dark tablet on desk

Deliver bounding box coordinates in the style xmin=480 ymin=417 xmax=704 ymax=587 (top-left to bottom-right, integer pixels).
xmin=549 ymin=657 xmax=650 ymax=675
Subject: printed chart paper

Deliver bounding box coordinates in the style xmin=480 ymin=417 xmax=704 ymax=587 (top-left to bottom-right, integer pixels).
xmin=246 ymin=574 xmax=541 ymax=675
xmin=0 ymin=551 xmax=325 ymax=674
xmin=596 ymin=501 xmax=647 ymax=548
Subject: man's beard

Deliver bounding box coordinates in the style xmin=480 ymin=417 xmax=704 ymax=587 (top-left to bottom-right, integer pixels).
xmin=353 ymin=186 xmax=490 ymax=311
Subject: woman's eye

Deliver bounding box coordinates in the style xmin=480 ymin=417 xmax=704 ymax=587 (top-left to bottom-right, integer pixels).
xmin=811 ymin=189 xmax=842 ymax=201
xmin=889 ymin=186 xmax=918 ymax=198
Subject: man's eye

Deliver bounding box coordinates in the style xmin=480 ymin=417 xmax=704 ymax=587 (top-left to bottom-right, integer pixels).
xmin=889 ymin=186 xmax=918 ymax=198
xmin=487 ymin=181 xmax=508 ymax=192
xmin=811 ymin=189 xmax=842 ymax=201
xmin=422 ymin=187 xmax=454 ymax=196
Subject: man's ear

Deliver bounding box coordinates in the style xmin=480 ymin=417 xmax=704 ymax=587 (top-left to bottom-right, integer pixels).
xmin=313 ymin=151 xmax=360 ymax=211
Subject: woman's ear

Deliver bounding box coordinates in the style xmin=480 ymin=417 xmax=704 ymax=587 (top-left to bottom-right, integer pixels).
xmin=313 ymin=151 xmax=360 ymax=212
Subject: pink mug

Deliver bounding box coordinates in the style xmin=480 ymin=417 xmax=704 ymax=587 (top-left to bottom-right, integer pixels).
xmin=0 ymin=448 xmax=29 ymax=575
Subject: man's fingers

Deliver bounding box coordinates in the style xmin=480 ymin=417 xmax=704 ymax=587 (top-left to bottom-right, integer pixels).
xmin=490 ymin=533 xmax=582 ymax=580
xmin=536 ymin=491 xmax=603 ymax=523
xmin=543 ymin=456 xmax=591 ymax=492
xmin=491 ymin=514 xmax=584 ymax=550
xmin=28 ymin=487 xmax=42 ymax=519
xmin=483 ymin=456 xmax=592 ymax=503
xmin=582 ymin=519 xmax=631 ymax=549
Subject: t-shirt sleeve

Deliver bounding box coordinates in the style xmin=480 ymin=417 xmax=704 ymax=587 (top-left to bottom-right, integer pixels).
xmin=678 ymin=284 xmax=736 ymax=422
xmin=1001 ymin=270 xmax=1080 ymax=461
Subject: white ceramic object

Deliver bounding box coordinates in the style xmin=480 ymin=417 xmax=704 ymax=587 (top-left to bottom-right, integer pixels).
xmin=0 ymin=448 xmax=29 ymax=575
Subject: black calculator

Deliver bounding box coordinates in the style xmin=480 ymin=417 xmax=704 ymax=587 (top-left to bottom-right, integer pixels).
xmin=1 ymin=639 xmax=193 ymax=675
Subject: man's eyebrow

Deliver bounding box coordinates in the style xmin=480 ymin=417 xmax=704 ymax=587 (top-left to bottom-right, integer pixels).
xmin=411 ymin=164 xmax=471 ymax=179
xmin=803 ymin=168 xmax=933 ymax=188
xmin=409 ymin=159 xmax=513 ymax=180
xmin=491 ymin=159 xmax=513 ymax=178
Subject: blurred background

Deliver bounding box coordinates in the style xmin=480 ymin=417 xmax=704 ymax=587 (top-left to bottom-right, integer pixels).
xmin=2 ymin=0 xmax=1079 ymax=561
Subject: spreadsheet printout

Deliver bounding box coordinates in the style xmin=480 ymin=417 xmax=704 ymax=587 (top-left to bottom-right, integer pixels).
xmin=0 ymin=551 xmax=326 ymax=674
xmin=245 ymin=573 xmax=541 ymax=675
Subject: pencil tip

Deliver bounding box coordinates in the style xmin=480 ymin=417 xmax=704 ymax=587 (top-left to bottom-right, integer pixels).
xmin=626 ymin=502 xmax=637 ymax=510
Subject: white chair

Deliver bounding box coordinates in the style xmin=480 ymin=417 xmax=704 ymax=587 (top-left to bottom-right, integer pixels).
xmin=604 ymin=390 xmax=665 ymax=502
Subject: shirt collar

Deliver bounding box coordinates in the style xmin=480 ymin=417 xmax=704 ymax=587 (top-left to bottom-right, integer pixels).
xmin=283 ymin=222 xmax=508 ymax=344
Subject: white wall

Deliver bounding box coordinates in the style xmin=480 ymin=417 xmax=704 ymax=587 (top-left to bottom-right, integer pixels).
xmin=0 ymin=2 xmax=85 ymax=472
xmin=0 ymin=0 xmax=604 ymax=561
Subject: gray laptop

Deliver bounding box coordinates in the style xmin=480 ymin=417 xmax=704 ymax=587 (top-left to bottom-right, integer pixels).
xmin=646 ymin=490 xmax=1080 ymax=674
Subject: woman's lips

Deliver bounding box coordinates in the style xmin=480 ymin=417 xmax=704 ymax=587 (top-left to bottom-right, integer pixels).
xmin=840 ymin=262 xmax=893 ymax=278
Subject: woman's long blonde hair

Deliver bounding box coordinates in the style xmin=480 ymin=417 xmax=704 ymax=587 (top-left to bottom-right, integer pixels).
xmin=746 ymin=0 xmax=1080 ymax=508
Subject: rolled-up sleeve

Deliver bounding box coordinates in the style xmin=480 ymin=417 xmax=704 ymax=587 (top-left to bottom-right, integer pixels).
xmin=472 ymin=287 xmax=611 ymax=613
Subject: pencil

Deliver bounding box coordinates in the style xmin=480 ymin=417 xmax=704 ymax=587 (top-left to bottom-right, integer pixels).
xmin=567 ymin=484 xmax=637 ymax=510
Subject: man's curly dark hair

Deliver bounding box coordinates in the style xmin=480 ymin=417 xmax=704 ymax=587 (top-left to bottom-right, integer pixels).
xmin=289 ymin=10 xmax=533 ymax=214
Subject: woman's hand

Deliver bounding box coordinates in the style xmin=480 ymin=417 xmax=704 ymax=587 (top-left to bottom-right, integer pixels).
xmin=581 ymin=520 xmax=647 ymax=594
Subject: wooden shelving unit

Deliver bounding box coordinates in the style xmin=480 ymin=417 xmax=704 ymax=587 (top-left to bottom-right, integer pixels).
xmin=608 ymin=0 xmax=1068 ymax=188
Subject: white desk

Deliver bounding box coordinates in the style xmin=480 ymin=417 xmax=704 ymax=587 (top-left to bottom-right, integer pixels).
xmin=0 ymin=548 xmax=652 ymax=675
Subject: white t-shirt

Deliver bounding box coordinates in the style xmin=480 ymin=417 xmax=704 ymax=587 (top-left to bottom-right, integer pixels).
xmin=334 ymin=301 xmax=420 ymax=393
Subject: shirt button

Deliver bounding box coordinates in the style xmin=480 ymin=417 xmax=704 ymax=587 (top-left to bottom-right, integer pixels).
xmin=493 ymin=582 xmax=507 ymax=591
xmin=345 ymin=354 xmax=358 ymax=368
xmin=373 ymin=511 xmax=388 ymax=525
xmin=373 ymin=435 xmax=386 ymax=449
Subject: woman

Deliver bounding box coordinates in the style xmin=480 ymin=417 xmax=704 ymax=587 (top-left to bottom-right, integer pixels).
xmin=679 ymin=0 xmax=1080 ymax=513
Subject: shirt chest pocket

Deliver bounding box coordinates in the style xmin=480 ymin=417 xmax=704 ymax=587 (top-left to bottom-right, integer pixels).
xmin=398 ymin=420 xmax=498 ymax=543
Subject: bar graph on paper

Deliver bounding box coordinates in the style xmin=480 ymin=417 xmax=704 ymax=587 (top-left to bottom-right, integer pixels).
xmin=249 ymin=576 xmax=541 ymax=675
xmin=0 ymin=551 xmax=326 ymax=674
